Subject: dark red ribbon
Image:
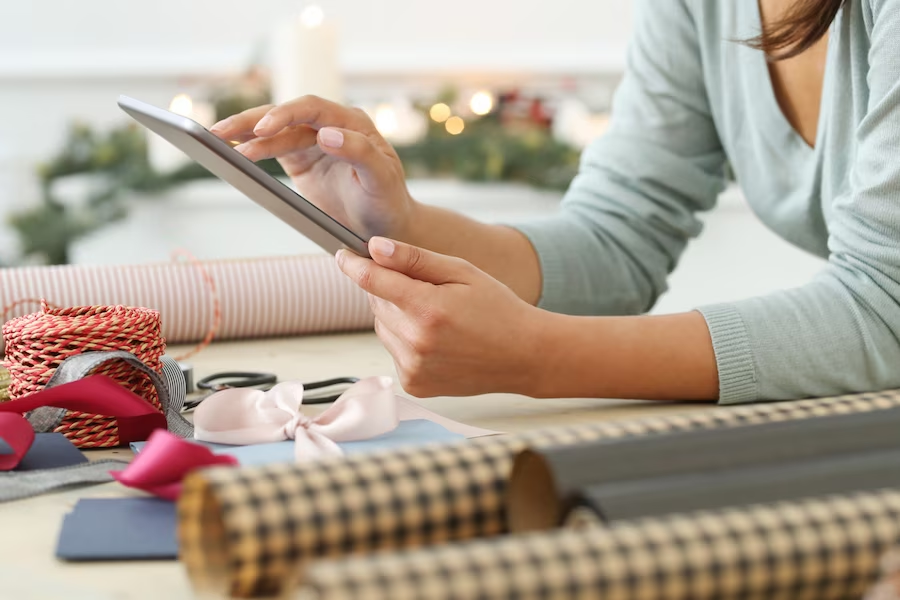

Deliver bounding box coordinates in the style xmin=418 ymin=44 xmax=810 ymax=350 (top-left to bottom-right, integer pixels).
xmin=0 ymin=376 xmax=167 ymax=471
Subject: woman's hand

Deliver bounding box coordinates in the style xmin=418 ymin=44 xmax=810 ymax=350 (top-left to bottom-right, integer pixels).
xmin=336 ymin=237 xmax=548 ymax=398
xmin=209 ymin=95 xmax=416 ymax=239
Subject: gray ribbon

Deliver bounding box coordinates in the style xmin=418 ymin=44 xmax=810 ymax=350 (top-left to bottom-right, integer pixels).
xmin=0 ymin=460 xmax=128 ymax=503
xmin=27 ymin=351 xmax=193 ymax=439
xmin=2 ymin=351 xmax=194 ymax=503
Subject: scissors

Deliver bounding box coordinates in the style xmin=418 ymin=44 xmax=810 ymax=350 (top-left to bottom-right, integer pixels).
xmin=185 ymin=372 xmax=360 ymax=411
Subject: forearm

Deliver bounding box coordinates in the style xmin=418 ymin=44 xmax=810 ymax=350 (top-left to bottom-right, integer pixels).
xmin=399 ymin=200 xmax=543 ymax=305
xmin=529 ymin=310 xmax=719 ymax=401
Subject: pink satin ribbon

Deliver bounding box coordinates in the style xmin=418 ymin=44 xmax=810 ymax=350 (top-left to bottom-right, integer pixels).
xmin=0 ymin=376 xmax=167 ymax=471
xmin=113 ymin=376 xmax=499 ymax=500
xmin=192 ymin=376 xmax=401 ymax=461
xmin=192 ymin=375 xmax=498 ymax=459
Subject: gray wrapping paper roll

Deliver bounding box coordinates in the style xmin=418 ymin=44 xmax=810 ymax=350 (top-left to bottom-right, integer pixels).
xmin=508 ymin=404 xmax=900 ymax=531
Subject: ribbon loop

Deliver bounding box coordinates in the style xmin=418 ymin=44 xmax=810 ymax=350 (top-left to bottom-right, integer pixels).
xmin=193 ymin=376 xmax=400 ymax=462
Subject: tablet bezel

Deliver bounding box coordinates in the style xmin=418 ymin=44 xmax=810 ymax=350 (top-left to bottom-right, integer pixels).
xmin=117 ymin=95 xmax=370 ymax=258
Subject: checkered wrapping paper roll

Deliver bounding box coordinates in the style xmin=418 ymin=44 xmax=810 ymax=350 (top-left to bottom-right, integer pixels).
xmin=0 ymin=255 xmax=373 ymax=344
xmin=304 ymin=488 xmax=900 ymax=600
xmin=178 ymin=388 xmax=900 ymax=598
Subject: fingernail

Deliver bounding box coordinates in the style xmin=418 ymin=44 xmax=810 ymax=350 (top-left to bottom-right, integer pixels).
xmin=209 ymin=118 xmax=230 ymax=132
xmin=335 ymin=249 xmax=347 ymax=265
xmin=233 ymin=142 xmax=251 ymax=156
xmin=368 ymin=237 xmax=395 ymax=257
xmin=318 ymin=128 xmax=344 ymax=149
xmin=254 ymin=115 xmax=274 ymax=133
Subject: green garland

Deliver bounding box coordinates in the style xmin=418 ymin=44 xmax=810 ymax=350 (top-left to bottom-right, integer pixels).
xmin=398 ymin=112 xmax=579 ymax=191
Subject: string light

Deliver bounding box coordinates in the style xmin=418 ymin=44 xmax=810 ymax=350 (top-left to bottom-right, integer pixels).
xmin=445 ymin=116 xmax=465 ymax=135
xmin=374 ymin=104 xmax=399 ymax=137
xmin=429 ymin=103 xmax=452 ymax=123
xmin=169 ymin=94 xmax=193 ymax=116
xmin=300 ymin=4 xmax=325 ymax=28
xmin=469 ymin=91 xmax=493 ymax=116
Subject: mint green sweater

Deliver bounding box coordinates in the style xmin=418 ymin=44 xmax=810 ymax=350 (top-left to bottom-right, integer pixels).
xmin=514 ymin=0 xmax=900 ymax=404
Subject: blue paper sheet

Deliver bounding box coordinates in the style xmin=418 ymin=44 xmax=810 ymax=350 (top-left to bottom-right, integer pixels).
xmin=0 ymin=433 xmax=87 ymax=471
xmin=131 ymin=419 xmax=464 ymax=466
xmin=56 ymin=498 xmax=177 ymax=561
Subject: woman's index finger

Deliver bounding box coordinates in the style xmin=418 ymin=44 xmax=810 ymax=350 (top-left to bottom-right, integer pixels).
xmin=253 ymin=95 xmax=373 ymax=137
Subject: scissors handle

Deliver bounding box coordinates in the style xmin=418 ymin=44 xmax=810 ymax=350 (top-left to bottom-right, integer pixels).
xmin=196 ymin=371 xmax=278 ymax=392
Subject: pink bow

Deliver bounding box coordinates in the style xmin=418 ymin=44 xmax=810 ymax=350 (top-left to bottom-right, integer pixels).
xmin=112 ymin=376 xmax=499 ymax=500
xmin=192 ymin=376 xmax=400 ymax=461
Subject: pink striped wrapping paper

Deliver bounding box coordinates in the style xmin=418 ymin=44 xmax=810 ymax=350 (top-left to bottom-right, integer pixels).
xmin=0 ymin=255 xmax=374 ymax=344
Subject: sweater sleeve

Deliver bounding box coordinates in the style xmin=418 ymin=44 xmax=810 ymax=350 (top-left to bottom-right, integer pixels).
xmin=513 ymin=0 xmax=728 ymax=317
xmin=697 ymin=0 xmax=900 ymax=403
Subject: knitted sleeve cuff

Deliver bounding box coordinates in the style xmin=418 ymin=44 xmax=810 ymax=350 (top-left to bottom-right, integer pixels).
xmin=697 ymin=303 xmax=759 ymax=405
xmin=510 ymin=221 xmax=570 ymax=312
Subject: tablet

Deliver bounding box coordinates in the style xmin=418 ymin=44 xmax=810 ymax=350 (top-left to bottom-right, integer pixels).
xmin=117 ymin=95 xmax=370 ymax=258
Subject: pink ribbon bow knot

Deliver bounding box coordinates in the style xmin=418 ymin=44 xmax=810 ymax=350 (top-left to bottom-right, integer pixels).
xmin=192 ymin=376 xmax=400 ymax=461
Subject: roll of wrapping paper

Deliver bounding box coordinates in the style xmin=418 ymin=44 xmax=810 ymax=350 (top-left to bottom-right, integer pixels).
xmin=507 ymin=404 xmax=900 ymax=531
xmin=178 ymin=388 xmax=900 ymax=598
xmin=0 ymin=254 xmax=373 ymax=345
xmin=303 ymin=488 xmax=900 ymax=600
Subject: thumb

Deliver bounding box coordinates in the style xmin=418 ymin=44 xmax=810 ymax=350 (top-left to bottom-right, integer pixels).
xmin=367 ymin=237 xmax=474 ymax=285
xmin=316 ymin=127 xmax=397 ymax=192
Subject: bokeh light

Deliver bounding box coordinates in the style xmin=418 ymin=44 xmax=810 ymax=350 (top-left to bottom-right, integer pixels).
xmin=445 ymin=116 xmax=465 ymax=135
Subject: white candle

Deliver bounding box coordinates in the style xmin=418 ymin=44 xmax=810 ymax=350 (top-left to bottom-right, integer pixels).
xmin=148 ymin=94 xmax=217 ymax=174
xmin=269 ymin=5 xmax=343 ymax=105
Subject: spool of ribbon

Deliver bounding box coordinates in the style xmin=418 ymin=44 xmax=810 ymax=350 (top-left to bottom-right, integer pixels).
xmin=2 ymin=302 xmax=167 ymax=448
xmin=0 ymin=367 xmax=10 ymax=402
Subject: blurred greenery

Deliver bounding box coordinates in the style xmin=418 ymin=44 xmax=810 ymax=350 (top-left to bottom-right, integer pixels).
xmin=10 ymin=122 xmax=284 ymax=265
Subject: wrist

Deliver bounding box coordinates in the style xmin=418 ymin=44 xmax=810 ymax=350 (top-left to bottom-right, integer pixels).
xmin=391 ymin=195 xmax=426 ymax=244
xmin=512 ymin=307 xmax=570 ymax=398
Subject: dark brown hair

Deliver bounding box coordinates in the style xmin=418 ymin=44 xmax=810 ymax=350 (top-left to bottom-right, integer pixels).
xmin=749 ymin=0 xmax=846 ymax=60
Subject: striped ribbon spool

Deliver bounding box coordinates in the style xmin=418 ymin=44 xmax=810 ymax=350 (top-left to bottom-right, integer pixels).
xmin=0 ymin=366 xmax=10 ymax=402
xmin=1 ymin=302 xmax=166 ymax=448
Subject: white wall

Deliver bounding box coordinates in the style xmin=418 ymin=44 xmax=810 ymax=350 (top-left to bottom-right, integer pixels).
xmin=0 ymin=1 xmax=632 ymax=76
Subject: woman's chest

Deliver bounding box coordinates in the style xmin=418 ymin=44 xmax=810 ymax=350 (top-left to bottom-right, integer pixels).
xmin=698 ymin=1 xmax=870 ymax=257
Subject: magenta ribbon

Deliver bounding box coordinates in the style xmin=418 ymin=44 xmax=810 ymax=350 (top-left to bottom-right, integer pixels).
xmin=0 ymin=376 xmax=167 ymax=471
xmin=111 ymin=429 xmax=237 ymax=500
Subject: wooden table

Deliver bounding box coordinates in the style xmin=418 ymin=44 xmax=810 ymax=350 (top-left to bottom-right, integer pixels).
xmin=0 ymin=333 xmax=712 ymax=599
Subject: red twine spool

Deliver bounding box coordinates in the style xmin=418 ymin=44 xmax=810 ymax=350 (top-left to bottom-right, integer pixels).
xmin=1 ymin=301 xmax=166 ymax=448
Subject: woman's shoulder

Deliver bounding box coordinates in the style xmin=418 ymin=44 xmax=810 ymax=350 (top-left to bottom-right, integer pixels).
xmin=631 ymin=0 xmax=754 ymax=44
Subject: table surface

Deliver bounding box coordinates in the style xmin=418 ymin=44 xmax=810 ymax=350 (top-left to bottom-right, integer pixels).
xmin=0 ymin=333 xmax=712 ymax=600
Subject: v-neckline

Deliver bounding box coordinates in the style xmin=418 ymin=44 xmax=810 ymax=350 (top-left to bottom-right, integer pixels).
xmin=750 ymin=0 xmax=834 ymax=154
